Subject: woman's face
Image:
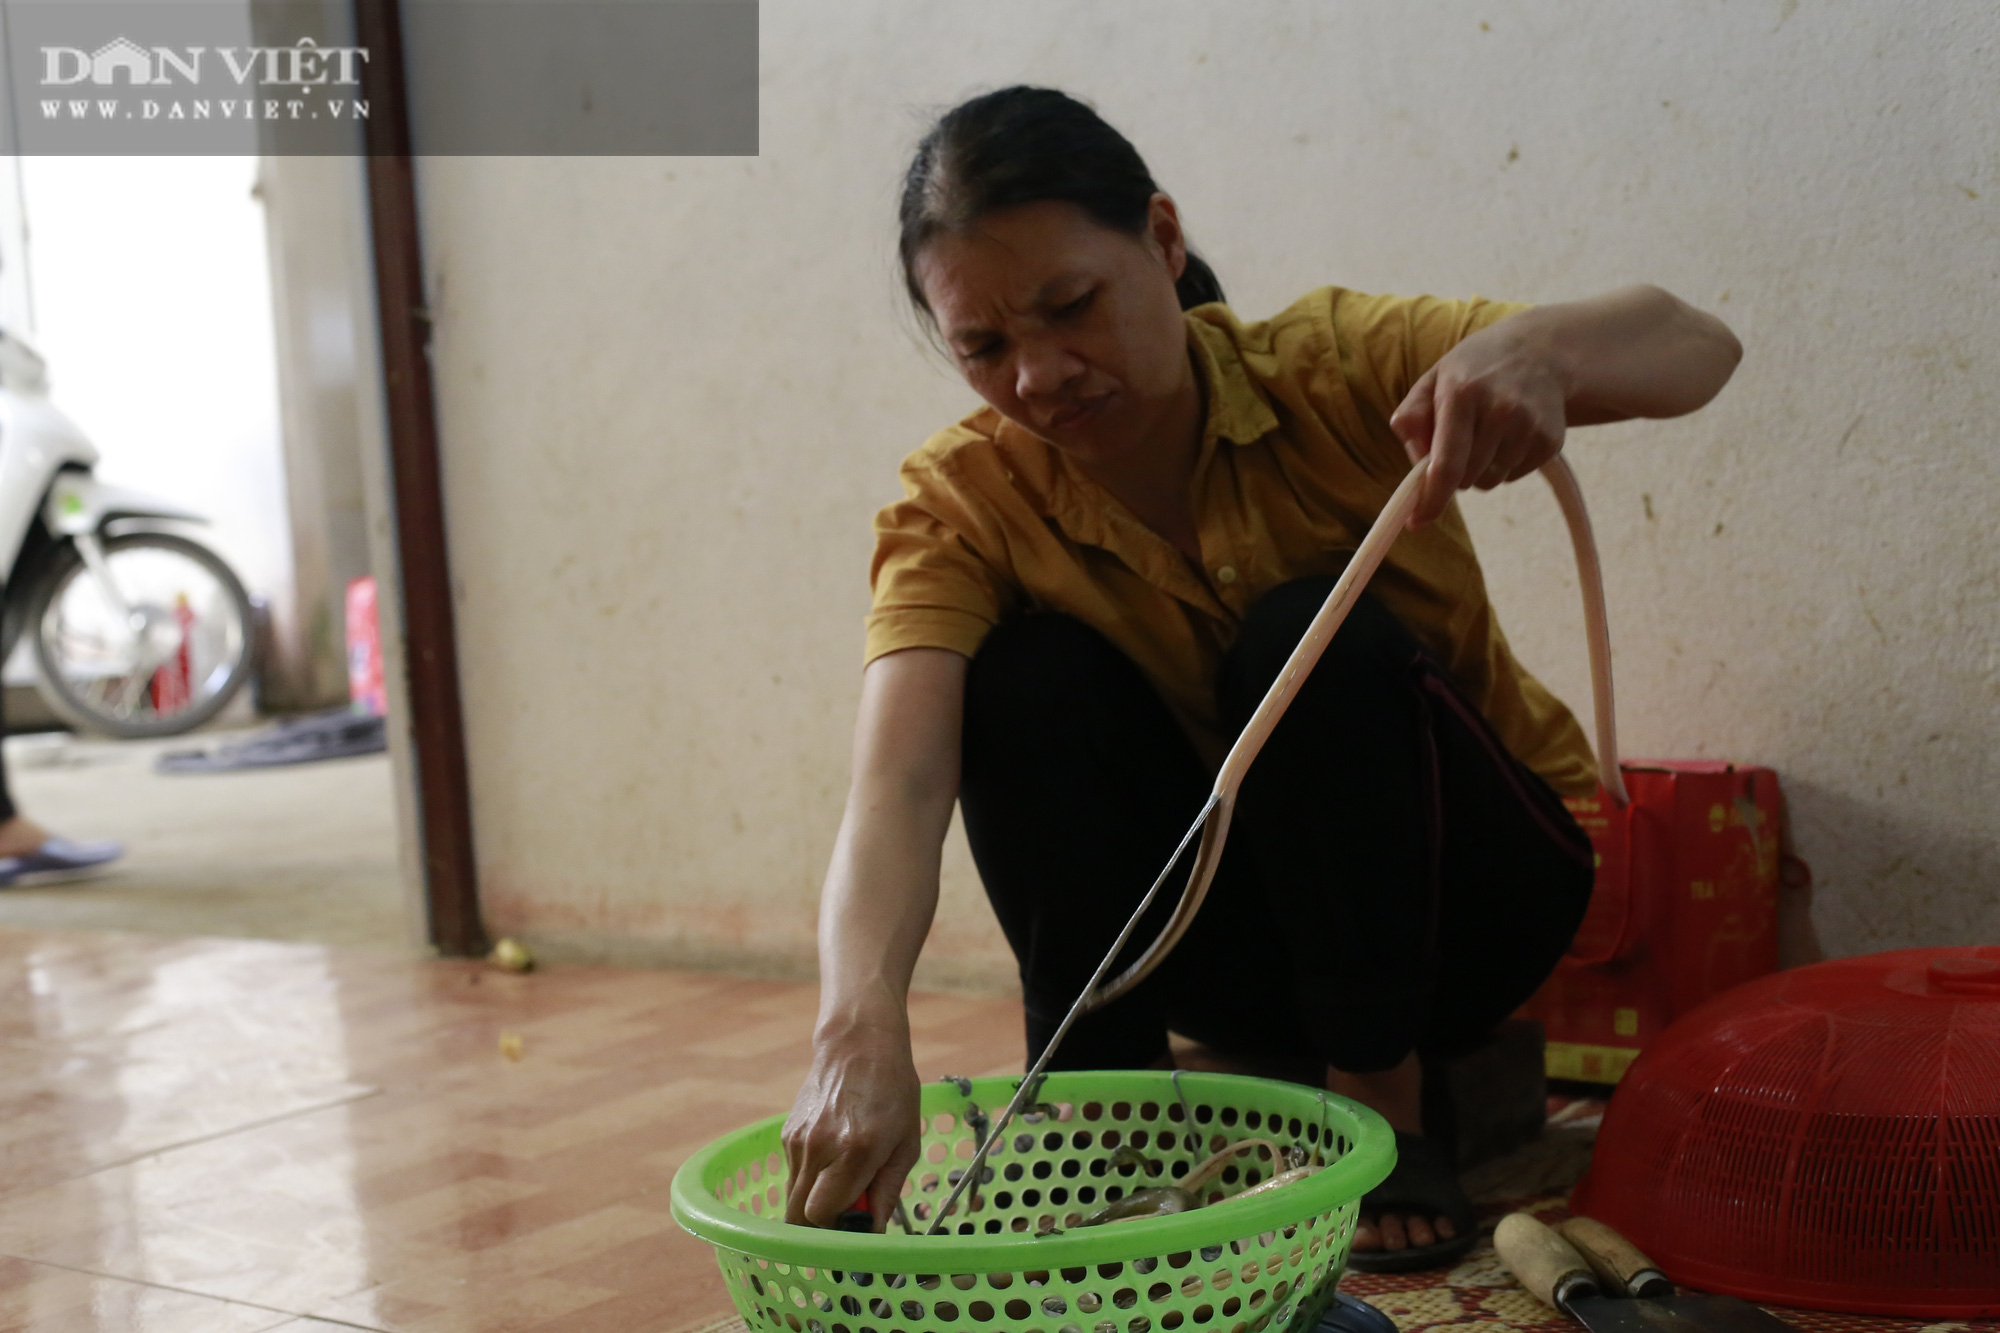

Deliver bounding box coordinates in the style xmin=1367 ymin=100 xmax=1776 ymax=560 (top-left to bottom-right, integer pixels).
xmin=913 ymin=196 xmax=1196 ymax=467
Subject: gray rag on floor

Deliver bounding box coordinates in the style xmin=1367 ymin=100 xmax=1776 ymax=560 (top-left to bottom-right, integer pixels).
xmin=156 ymin=708 xmax=387 ymax=773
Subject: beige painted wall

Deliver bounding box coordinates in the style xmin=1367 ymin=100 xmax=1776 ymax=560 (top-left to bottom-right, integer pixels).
xmin=412 ymin=0 xmax=1999 ymax=991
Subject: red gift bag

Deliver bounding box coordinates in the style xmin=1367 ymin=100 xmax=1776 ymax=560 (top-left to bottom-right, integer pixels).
xmin=1525 ymin=761 xmax=1787 ymax=1083
xmin=1460 ymin=468 xmax=1799 ymax=1083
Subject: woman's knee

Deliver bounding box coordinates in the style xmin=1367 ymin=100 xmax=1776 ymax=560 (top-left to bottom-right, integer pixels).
xmin=964 ymin=615 xmax=1195 ymax=782
xmin=965 ymin=615 xmax=1141 ymax=734
xmin=1220 ymin=574 xmax=1422 ymax=723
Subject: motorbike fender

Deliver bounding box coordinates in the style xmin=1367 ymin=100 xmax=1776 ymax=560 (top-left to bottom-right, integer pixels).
xmin=0 ymin=390 xmax=98 ymax=575
xmin=44 ymin=472 xmax=208 ymax=537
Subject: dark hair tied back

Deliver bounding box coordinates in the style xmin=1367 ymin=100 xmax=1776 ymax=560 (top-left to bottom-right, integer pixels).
xmin=898 ymin=86 xmax=1225 ymax=319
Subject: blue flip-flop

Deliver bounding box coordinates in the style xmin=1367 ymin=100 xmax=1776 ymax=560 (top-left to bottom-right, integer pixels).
xmin=0 ymin=837 xmax=124 ymax=887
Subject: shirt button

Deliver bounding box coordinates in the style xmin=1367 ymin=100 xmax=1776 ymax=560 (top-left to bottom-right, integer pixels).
xmin=1215 ymin=565 xmax=1238 ymax=585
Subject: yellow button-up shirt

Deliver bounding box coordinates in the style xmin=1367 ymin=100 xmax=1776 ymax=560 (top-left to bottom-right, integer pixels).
xmin=865 ymin=286 xmax=1597 ymax=797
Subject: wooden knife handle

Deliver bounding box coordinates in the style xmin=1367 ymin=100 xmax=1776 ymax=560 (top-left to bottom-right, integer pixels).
xmin=1496 ymin=1213 xmax=1599 ymax=1311
xmin=1559 ymin=1217 xmax=1673 ymax=1298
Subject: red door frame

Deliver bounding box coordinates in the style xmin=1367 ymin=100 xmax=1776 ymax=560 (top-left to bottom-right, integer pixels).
xmin=353 ymin=0 xmax=486 ymax=956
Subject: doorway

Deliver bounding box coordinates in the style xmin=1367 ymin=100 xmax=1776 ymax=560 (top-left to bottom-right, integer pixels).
xmin=0 ymin=152 xmax=413 ymax=950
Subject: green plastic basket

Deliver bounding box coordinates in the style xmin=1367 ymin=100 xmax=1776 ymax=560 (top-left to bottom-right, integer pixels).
xmin=670 ymin=1071 xmax=1394 ymax=1333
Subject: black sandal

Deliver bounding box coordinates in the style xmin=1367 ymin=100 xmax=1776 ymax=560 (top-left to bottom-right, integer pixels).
xmin=1314 ymin=1293 xmax=1397 ymax=1333
xmin=1343 ymin=1131 xmax=1477 ymax=1273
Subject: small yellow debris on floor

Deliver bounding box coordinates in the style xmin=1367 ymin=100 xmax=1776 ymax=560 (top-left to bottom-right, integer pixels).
xmin=488 ymin=936 xmax=535 ymax=972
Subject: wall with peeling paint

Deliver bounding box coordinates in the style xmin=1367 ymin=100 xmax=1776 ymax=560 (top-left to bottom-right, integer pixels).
xmin=413 ymin=0 xmax=1998 ymax=990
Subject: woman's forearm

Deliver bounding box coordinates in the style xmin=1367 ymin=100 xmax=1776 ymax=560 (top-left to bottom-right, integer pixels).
xmin=784 ymin=648 xmax=966 ymax=1228
xmin=1506 ymin=284 xmax=1742 ymax=425
xmin=813 ymin=649 xmax=967 ymax=1043
xmin=815 ymin=776 xmax=955 ymax=1038
xmin=1391 ymin=284 xmax=1741 ymax=524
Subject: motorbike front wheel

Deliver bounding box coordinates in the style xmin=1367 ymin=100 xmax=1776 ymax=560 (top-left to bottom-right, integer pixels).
xmin=28 ymin=530 xmax=257 ymax=739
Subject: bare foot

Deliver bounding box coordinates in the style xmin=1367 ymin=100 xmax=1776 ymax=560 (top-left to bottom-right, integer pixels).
xmin=1354 ymin=1209 xmax=1457 ymax=1254
xmin=0 ymin=817 xmax=51 ymax=859
xmin=1328 ymin=1054 xmax=1460 ymax=1254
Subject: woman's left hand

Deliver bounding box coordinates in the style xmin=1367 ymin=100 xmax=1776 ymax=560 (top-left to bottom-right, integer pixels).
xmin=1387 ymin=285 xmax=1743 ymax=527
xmin=1388 ymin=318 xmax=1570 ymax=527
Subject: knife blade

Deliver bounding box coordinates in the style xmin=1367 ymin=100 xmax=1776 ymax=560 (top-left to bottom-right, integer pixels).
xmin=1495 ymin=1214 xmax=1795 ymax=1333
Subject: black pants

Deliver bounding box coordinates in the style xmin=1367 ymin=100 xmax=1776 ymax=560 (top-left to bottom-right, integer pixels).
xmin=0 ymin=680 xmax=14 ymax=823
xmin=959 ymin=577 xmax=1593 ymax=1075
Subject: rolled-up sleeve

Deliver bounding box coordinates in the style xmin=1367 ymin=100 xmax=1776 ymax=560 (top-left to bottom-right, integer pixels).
xmin=1325 ymin=288 xmax=1531 ymax=429
xmin=864 ymin=464 xmax=1015 ymax=666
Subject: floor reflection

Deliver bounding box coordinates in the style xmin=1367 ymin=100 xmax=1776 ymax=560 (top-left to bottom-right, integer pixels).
xmin=0 ymin=926 xmax=1024 ymax=1331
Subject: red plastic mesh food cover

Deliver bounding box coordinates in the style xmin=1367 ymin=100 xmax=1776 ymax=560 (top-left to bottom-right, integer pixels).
xmin=1571 ymin=945 xmax=2000 ymax=1317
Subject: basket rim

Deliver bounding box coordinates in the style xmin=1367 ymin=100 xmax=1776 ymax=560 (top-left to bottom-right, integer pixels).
xmin=669 ymin=1070 xmax=1395 ymax=1269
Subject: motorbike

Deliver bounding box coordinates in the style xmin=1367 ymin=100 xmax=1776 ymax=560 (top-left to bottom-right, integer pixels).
xmin=0 ymin=326 xmax=256 ymax=738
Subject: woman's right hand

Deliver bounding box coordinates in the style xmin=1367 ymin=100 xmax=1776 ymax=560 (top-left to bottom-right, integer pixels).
xmin=781 ymin=1018 xmax=923 ymax=1231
